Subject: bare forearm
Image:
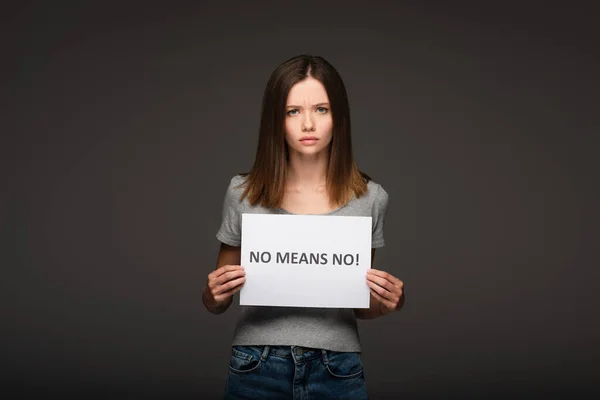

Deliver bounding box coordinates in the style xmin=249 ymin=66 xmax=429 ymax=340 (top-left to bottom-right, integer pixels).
xmin=202 ymin=287 xmax=233 ymax=314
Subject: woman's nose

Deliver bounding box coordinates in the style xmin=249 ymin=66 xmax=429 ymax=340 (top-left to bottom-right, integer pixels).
xmin=302 ymin=115 xmax=315 ymax=131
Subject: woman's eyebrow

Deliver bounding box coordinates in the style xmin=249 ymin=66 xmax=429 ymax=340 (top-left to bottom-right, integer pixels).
xmin=286 ymin=103 xmax=330 ymax=108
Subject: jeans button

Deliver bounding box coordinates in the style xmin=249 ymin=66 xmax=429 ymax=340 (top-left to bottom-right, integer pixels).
xmin=295 ymin=348 xmax=303 ymax=355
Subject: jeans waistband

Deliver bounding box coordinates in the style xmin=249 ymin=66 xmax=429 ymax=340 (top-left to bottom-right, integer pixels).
xmin=259 ymin=345 xmax=326 ymax=361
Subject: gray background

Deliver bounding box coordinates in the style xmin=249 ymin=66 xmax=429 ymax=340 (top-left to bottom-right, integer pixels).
xmin=3 ymin=1 xmax=599 ymax=399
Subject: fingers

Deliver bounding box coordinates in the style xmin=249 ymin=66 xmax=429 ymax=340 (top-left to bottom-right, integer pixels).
xmin=366 ymin=280 xmax=400 ymax=304
xmin=366 ymin=267 xmax=405 ymax=312
xmin=367 ymin=269 xmax=404 ymax=289
xmin=212 ymin=276 xmax=246 ymax=296
xmin=205 ymin=265 xmax=246 ymax=306
xmin=213 ymin=280 xmax=245 ymax=303
xmin=209 ymin=265 xmax=244 ymax=281
xmin=369 ymin=287 xmax=396 ymax=312
xmin=366 ymin=273 xmax=395 ymax=292
xmin=209 ymin=267 xmax=245 ymax=288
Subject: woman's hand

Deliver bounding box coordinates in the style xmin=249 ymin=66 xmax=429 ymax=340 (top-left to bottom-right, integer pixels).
xmin=203 ymin=265 xmax=246 ymax=310
xmin=366 ymin=269 xmax=405 ymax=315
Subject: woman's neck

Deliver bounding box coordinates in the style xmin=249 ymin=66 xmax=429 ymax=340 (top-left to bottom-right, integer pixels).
xmin=286 ymin=151 xmax=328 ymax=192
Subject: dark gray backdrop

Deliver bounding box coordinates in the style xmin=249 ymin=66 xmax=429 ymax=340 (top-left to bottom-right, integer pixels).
xmin=3 ymin=1 xmax=599 ymax=399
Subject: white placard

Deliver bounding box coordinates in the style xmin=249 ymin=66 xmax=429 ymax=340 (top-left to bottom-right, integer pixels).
xmin=239 ymin=213 xmax=372 ymax=308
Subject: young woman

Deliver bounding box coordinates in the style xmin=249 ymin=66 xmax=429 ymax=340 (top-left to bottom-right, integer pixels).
xmin=202 ymin=55 xmax=405 ymax=399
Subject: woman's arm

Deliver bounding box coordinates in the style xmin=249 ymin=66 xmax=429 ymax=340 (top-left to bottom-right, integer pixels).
xmin=354 ymin=249 xmax=382 ymax=319
xmin=202 ymin=243 xmax=243 ymax=315
xmin=354 ymin=249 xmax=405 ymax=319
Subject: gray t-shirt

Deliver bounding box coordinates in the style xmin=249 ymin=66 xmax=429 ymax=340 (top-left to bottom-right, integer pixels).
xmin=216 ymin=174 xmax=389 ymax=352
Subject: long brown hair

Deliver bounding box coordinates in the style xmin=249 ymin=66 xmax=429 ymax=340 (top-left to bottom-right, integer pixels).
xmin=240 ymin=54 xmax=369 ymax=209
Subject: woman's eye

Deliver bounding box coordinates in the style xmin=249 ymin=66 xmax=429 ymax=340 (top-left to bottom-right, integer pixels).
xmin=287 ymin=109 xmax=299 ymax=116
xmin=316 ymin=107 xmax=328 ymax=113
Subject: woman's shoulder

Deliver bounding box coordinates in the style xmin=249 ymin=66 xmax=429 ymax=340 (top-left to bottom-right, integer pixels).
xmin=221 ymin=174 xmax=248 ymax=206
xmin=227 ymin=174 xmax=247 ymax=191
xmin=340 ymin=175 xmax=388 ymax=216
xmin=363 ymin=177 xmax=389 ymax=205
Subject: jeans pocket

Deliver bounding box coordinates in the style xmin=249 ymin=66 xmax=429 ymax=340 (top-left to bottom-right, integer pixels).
xmin=324 ymin=351 xmax=364 ymax=379
xmin=229 ymin=346 xmax=263 ymax=374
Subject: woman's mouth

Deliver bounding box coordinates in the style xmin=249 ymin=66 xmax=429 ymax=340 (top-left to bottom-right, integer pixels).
xmin=300 ymin=136 xmax=319 ymax=145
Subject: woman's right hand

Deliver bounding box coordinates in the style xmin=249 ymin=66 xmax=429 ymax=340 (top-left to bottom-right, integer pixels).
xmin=203 ymin=265 xmax=246 ymax=309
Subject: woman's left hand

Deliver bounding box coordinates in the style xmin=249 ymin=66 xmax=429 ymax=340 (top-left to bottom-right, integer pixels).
xmin=366 ymin=269 xmax=405 ymax=315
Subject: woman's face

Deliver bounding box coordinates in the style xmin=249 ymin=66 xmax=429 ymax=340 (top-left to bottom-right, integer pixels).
xmin=284 ymin=77 xmax=333 ymax=158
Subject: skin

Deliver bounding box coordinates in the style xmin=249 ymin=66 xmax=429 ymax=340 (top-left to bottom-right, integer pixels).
xmin=203 ymin=77 xmax=405 ymax=318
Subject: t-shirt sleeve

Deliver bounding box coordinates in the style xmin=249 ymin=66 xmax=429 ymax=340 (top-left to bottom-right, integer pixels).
xmin=216 ymin=177 xmax=243 ymax=247
xmin=371 ymin=184 xmax=389 ymax=248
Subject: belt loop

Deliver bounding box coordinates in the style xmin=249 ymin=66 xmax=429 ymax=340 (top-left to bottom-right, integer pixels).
xmin=321 ymin=349 xmax=329 ymax=365
xmin=261 ymin=345 xmax=270 ymax=361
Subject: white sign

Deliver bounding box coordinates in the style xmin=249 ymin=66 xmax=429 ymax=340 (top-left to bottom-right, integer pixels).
xmin=239 ymin=213 xmax=372 ymax=308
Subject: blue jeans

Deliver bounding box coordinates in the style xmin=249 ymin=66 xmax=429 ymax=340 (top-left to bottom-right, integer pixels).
xmin=224 ymin=345 xmax=368 ymax=399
